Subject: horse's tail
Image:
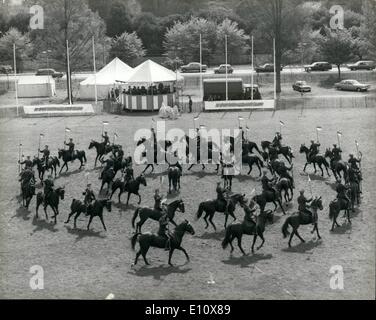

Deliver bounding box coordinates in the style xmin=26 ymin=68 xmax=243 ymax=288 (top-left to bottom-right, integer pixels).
xmin=131 ymin=233 xmax=141 ymax=250
xmin=282 ymin=218 xmax=290 ymax=238
xmin=132 ymin=207 xmax=140 ymax=229
xmin=196 ymin=202 xmax=205 ymax=220
xmin=222 ymin=225 xmax=232 ymax=249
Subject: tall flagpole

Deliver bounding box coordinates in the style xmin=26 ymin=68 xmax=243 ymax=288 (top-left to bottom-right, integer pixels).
xmin=13 ymin=43 xmax=19 ymax=116
xmin=66 ymin=40 xmax=72 ymax=105
xmin=199 ymin=33 xmax=203 ymax=101
xmin=251 ymin=35 xmax=254 ymax=100
xmin=225 ymin=35 xmax=228 ymax=101
xmin=92 ymin=36 xmax=98 ymax=104
xmin=273 ymin=38 xmax=277 ymax=101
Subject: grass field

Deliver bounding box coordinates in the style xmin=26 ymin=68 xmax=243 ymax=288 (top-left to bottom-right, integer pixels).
xmin=0 ymin=108 xmax=375 ymax=299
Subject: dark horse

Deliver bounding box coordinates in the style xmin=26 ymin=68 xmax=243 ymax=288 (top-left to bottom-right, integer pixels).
xmin=222 ymin=208 xmax=274 ymax=255
xmin=348 ymin=181 xmax=360 ymax=212
xmin=137 ymin=137 xmax=172 ymax=174
xmin=252 ymin=190 xmax=286 ymax=215
xmin=58 ymin=149 xmax=87 ymax=173
xmin=110 ymin=174 xmax=147 ymax=205
xmin=275 ymin=178 xmax=294 ymax=203
xmin=329 ymin=196 xmax=351 ymax=231
xmin=299 ymin=145 xmax=331 ymax=177
xmin=132 ymin=199 xmax=185 ymax=233
xmin=33 ymin=157 xmax=60 ymax=180
xmin=168 ymin=167 xmax=181 ymax=193
xmin=36 ymin=187 xmax=65 ymax=224
xmin=261 ymin=141 xmax=294 ymax=164
xmin=100 ymin=167 xmax=116 ymax=194
xmin=65 ymin=199 xmax=112 ymax=231
xmin=185 ymin=135 xmax=219 ymax=171
xmin=88 ymin=140 xmax=116 ymax=167
xmin=324 ymin=148 xmax=347 ymax=181
xmin=196 ymin=193 xmax=245 ymax=231
xmin=242 ymin=154 xmax=264 ymax=176
xmin=282 ymin=197 xmax=323 ymax=247
xmin=131 ymin=220 xmax=195 ymax=266
xmin=20 ymin=174 xmax=35 ymax=209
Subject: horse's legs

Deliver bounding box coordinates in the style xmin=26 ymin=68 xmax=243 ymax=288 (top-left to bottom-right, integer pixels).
xmin=99 ymin=214 xmax=107 ymax=231
xmin=315 ymin=224 xmax=321 ymax=239
xmin=278 ymin=200 xmax=286 ymax=215
xmin=313 ymin=162 xmax=317 ymax=174
xmin=251 ymin=234 xmax=257 ymax=253
xmin=237 ymin=236 xmax=246 ymax=255
xmin=203 ymin=213 xmax=209 ymax=229
xmin=319 ymin=164 xmax=324 ymax=177
xmin=272 ymin=200 xmax=278 ymax=211
xmin=126 ymin=192 xmax=131 ymax=205
xmin=288 ymin=231 xmax=294 ymax=247
xmin=168 ymin=248 xmax=175 ymax=266
xmin=43 ymin=205 xmax=49 ymax=221
xmin=134 ymin=250 xmax=141 ymax=265
xmin=229 ymin=235 xmax=235 ymax=252
xmin=303 ymin=162 xmax=308 ymax=172
xmin=65 ymin=210 xmax=75 ymax=224
xmin=256 ymin=233 xmax=265 ymax=250
xmin=73 ymin=212 xmax=82 ymax=229
xmin=295 ymin=229 xmax=305 ymax=243
xmin=118 ymin=190 xmax=123 ymax=203
xmin=208 ymin=213 xmax=217 ymax=231
xmin=87 ymin=215 xmax=94 ymax=230
xmin=177 ymin=246 xmax=190 ymax=262
xmin=257 ymin=162 xmax=262 ymax=176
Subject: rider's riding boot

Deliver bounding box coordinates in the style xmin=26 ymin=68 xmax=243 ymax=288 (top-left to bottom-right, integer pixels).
xmin=164 ymin=239 xmax=170 ymax=251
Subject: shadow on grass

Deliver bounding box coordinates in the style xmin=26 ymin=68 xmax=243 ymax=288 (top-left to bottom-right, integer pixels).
xmin=222 ymin=253 xmax=273 ymax=268
xmin=195 ymin=229 xmax=226 ymax=241
xmin=129 ymin=264 xmax=192 ymax=280
xmin=13 ymin=206 xmax=32 ymax=221
xmin=282 ymin=239 xmax=322 ymax=253
xmin=57 ymin=168 xmax=83 ymax=178
xmin=31 ymin=215 xmax=58 ymax=234
xmin=65 ymin=225 xmax=106 ymax=242
xmin=330 ymin=221 xmax=352 ymax=234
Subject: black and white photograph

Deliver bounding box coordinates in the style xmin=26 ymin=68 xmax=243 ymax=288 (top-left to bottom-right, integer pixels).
xmin=0 ymin=0 xmax=375 ymax=303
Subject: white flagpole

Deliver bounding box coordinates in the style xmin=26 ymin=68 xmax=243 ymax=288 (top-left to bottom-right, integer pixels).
xmin=225 ymin=35 xmax=228 ymax=101
xmin=199 ymin=34 xmax=203 ymax=101
xmin=13 ymin=43 xmax=19 ymax=116
xmin=251 ymin=35 xmax=254 ymax=100
xmin=66 ymin=40 xmax=72 ymax=105
xmin=273 ymin=38 xmax=277 ymax=101
xmin=92 ymin=36 xmax=98 ymax=104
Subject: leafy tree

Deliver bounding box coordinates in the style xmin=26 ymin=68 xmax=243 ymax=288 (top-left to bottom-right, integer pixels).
xmin=0 ymin=28 xmax=31 ymax=71
xmin=109 ymin=31 xmax=145 ymax=65
xmin=8 ymin=12 xmax=31 ymax=34
xmin=105 ymin=1 xmax=133 ymax=37
xmin=360 ymin=0 xmax=376 ymax=60
xmin=216 ymin=19 xmax=250 ymax=63
xmin=318 ymin=28 xmax=355 ymax=79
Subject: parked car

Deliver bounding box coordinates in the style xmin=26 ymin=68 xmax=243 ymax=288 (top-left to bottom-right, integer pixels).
xmin=255 ymin=63 xmax=283 ymax=73
xmin=36 ymin=68 xmax=64 ymax=78
xmin=292 ymin=80 xmax=311 ymax=93
xmin=347 ymin=60 xmax=376 ymax=71
xmin=304 ymin=62 xmax=332 ymax=72
xmin=0 ymin=65 xmax=12 ymax=74
xmin=214 ymin=64 xmax=233 ymax=74
xmin=180 ymin=62 xmax=207 ymax=73
xmin=334 ymin=79 xmax=370 ymax=92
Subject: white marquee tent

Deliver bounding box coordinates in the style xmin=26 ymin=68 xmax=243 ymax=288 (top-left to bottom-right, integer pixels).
xmin=17 ymin=76 xmax=56 ymax=98
xmin=79 ymin=57 xmax=133 ymax=100
xmin=122 ymin=59 xmax=183 ymax=84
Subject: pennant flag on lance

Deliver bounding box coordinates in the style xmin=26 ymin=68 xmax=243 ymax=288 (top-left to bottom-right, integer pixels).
xmin=316 ymin=126 xmax=322 ymax=142
xmin=337 ymin=131 xmax=342 ymax=137
xmin=316 ymin=126 xmax=323 ymax=131
xmin=65 ymin=127 xmax=71 ymax=132
xmin=114 ymin=133 xmax=118 ymax=138
xmin=337 ymin=131 xmax=342 ymax=147
xmin=246 ymin=125 xmax=250 ymax=131
xmin=103 ymin=121 xmax=109 ymax=125
xmin=308 ymin=174 xmax=313 ymax=196
xmin=40 ymin=133 xmax=44 ymax=137
xmin=238 ymin=115 xmax=244 ymax=127
xmin=279 ymin=120 xmax=285 ymax=126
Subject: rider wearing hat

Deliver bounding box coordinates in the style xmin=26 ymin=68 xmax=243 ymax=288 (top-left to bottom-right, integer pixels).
xmin=44 ymin=174 xmax=54 ymax=204
xmin=154 ymin=188 xmax=163 ymax=211
xmin=348 ymin=154 xmax=361 ymax=171
xmin=99 ymin=155 xmax=115 ymax=180
xmin=39 ymin=145 xmax=50 ymax=168
xmin=216 ymin=181 xmax=231 ymax=215
xmin=261 ymin=170 xmax=276 ymax=196
xmin=336 ymin=178 xmax=350 ymax=209
xmin=115 ymin=145 xmax=124 ymax=161
xmin=277 ymin=162 xmax=295 ymax=188
xmin=64 ymin=138 xmax=75 ymax=160
xmin=272 ymin=132 xmax=282 ymax=149
xmin=309 ymin=140 xmax=320 ymax=158
xmin=158 ymin=199 xmax=173 ymax=251
xmin=83 ymin=183 xmax=96 ymax=206
xmin=167 ymin=149 xmax=183 ymax=174
xmin=332 ymin=144 xmax=342 ymax=161
xmin=102 ymin=131 xmax=110 ymax=145
xmin=241 ymin=199 xmax=257 ymax=227
xmin=297 ymin=189 xmax=313 ymax=217
xmin=19 ymin=155 xmax=33 ymax=170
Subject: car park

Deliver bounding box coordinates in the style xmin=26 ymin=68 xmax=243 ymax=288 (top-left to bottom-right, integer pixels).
xmin=334 ymin=79 xmax=370 ymax=92
xmin=214 ymin=64 xmax=233 ymax=74
xmin=292 ymin=80 xmax=311 ymax=92
xmin=255 ymin=63 xmax=283 ymax=73
xmin=180 ymin=62 xmax=207 ymax=73
xmin=304 ymin=62 xmax=332 ymax=72
xmin=347 ymin=60 xmax=376 ymax=71
xmin=35 ymin=68 xmax=64 ymax=78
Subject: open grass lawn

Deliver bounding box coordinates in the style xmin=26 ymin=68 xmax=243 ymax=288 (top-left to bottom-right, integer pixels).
xmin=0 ymin=108 xmax=375 ymax=299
